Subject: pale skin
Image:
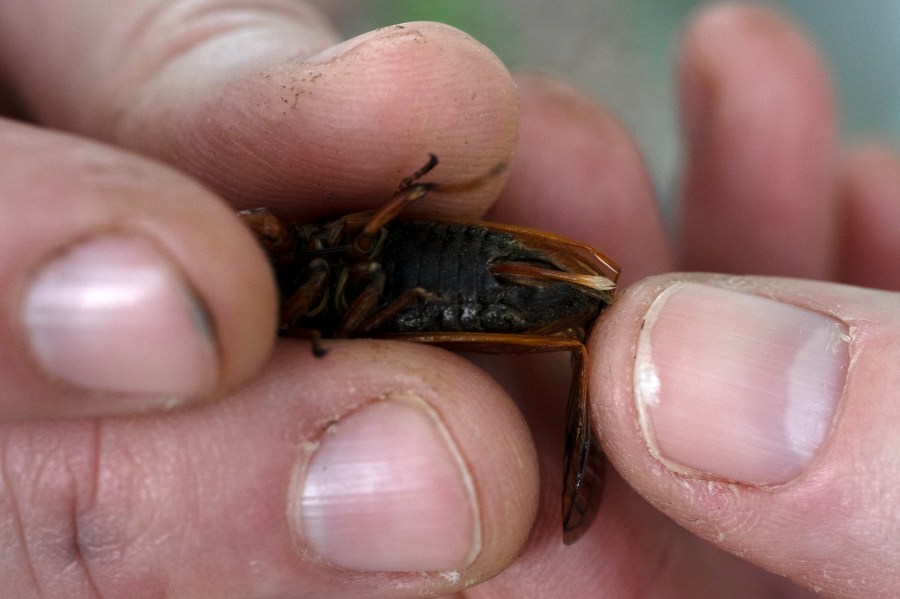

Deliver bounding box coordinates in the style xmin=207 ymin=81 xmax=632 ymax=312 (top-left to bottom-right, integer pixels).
xmin=0 ymin=1 xmax=898 ymax=597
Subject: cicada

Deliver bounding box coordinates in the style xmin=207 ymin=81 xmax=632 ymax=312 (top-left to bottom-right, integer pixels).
xmin=240 ymin=155 xmax=619 ymax=544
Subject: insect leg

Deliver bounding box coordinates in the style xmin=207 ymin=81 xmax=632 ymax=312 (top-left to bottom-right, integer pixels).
xmin=355 ymin=184 xmax=433 ymax=254
xmin=280 ymin=259 xmax=329 ymax=332
xmin=238 ymin=207 xmax=297 ymax=259
xmin=348 ymin=155 xmax=439 ymax=254
xmin=396 ymin=153 xmax=439 ymax=192
xmin=333 ymin=265 xmax=387 ymax=338
xmin=354 ymin=155 xmax=507 ymax=254
xmin=355 ymin=288 xmax=444 ymax=336
xmin=335 ymin=265 xmax=444 ymax=337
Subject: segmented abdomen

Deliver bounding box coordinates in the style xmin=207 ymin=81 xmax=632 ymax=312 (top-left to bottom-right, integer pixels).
xmin=379 ymin=221 xmax=599 ymax=333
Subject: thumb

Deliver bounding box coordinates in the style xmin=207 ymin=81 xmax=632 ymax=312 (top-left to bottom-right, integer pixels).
xmin=593 ymin=274 xmax=899 ymax=598
xmin=0 ymin=119 xmax=276 ymax=420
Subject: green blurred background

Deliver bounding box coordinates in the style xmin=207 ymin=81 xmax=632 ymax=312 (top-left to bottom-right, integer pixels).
xmin=320 ymin=0 xmax=900 ymax=210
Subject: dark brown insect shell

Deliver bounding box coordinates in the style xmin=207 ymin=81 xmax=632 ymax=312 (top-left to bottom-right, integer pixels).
xmin=269 ymin=213 xmax=618 ymax=340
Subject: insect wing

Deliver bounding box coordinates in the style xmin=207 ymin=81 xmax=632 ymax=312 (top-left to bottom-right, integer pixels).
xmin=561 ymin=346 xmax=604 ymax=544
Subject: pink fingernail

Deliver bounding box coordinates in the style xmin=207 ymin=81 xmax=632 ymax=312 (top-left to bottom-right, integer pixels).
xmin=635 ymin=283 xmax=849 ymax=485
xmin=292 ymin=397 xmax=480 ymax=572
xmin=23 ymin=235 xmax=218 ymax=397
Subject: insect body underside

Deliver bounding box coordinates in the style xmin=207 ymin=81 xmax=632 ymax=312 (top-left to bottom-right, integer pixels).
xmin=239 ymin=156 xmax=619 ymax=544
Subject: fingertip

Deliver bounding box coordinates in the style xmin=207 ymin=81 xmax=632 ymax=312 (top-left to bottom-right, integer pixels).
xmin=251 ymin=341 xmax=539 ymax=587
xmin=1 ymin=121 xmax=277 ymax=419
xmin=595 ymin=273 xmax=851 ymax=490
xmin=677 ymin=3 xmax=838 ymax=276
xmin=676 ymin=3 xmax=820 ymax=144
xmin=593 ymin=273 xmax=900 ymax=596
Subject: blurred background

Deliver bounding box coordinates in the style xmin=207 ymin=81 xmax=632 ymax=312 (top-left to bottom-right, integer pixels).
xmin=317 ymin=0 xmax=900 ymax=215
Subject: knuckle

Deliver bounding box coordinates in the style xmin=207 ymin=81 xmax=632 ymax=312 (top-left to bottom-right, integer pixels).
xmin=0 ymin=424 xmax=133 ymax=598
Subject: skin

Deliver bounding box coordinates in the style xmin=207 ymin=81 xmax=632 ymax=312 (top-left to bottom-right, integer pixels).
xmin=0 ymin=1 xmax=897 ymax=597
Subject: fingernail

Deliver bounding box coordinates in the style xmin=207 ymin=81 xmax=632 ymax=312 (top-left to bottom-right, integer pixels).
xmin=292 ymin=397 xmax=480 ymax=572
xmin=23 ymin=235 xmax=218 ymax=397
xmin=635 ymin=283 xmax=849 ymax=485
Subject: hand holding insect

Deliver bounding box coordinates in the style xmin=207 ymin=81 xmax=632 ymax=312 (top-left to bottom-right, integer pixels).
xmin=240 ymin=154 xmax=619 ymax=544
xmin=0 ymin=2 xmax=898 ymax=599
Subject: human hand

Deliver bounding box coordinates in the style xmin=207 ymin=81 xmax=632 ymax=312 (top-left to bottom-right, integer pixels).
xmin=1 ymin=0 xmax=531 ymax=596
xmin=2 ymin=2 xmax=897 ymax=599
xmin=467 ymin=4 xmax=898 ymax=598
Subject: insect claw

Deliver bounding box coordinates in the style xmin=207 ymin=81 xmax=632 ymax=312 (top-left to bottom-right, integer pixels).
xmin=396 ymin=153 xmax=439 ymax=193
xmin=311 ymin=330 xmax=327 ymax=358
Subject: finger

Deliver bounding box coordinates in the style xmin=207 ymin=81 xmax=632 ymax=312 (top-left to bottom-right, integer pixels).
xmin=678 ymin=4 xmax=839 ymax=277
xmin=594 ymin=273 xmax=900 ymax=597
xmin=460 ymin=354 xmax=799 ymax=599
xmin=490 ymin=72 xmax=674 ymax=285
xmin=0 ymin=1 xmax=518 ymax=217
xmin=0 ymin=118 xmax=276 ymax=419
xmin=464 ymin=76 xmax=791 ymax=597
xmin=837 ymin=142 xmax=900 ymax=291
xmin=0 ymin=340 xmax=538 ymax=598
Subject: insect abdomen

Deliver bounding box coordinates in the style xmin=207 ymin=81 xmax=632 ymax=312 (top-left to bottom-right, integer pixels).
xmin=379 ymin=221 xmax=599 ymax=334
